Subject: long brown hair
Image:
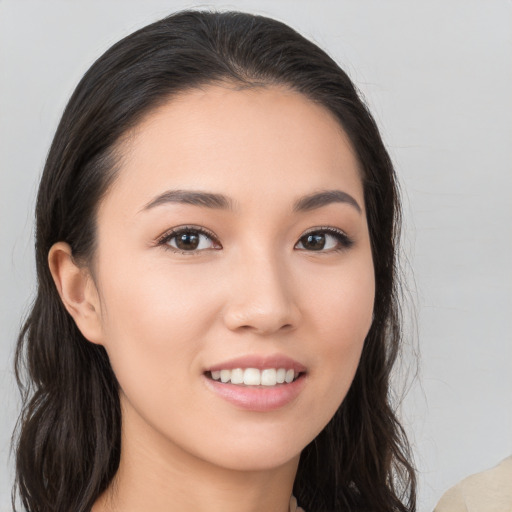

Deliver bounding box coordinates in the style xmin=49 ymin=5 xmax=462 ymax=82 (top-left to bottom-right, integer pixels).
xmin=13 ymin=10 xmax=416 ymax=511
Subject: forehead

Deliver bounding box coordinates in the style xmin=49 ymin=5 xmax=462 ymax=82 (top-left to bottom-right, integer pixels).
xmin=102 ymin=84 xmax=363 ymax=215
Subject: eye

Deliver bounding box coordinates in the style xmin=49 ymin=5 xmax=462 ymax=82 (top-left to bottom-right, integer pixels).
xmin=157 ymin=226 xmax=221 ymax=255
xmin=295 ymin=227 xmax=354 ymax=252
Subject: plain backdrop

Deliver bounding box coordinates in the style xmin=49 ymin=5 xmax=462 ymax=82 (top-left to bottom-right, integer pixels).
xmin=1 ymin=1 xmax=511 ymax=510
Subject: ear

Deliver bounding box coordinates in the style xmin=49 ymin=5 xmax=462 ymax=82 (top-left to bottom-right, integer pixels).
xmin=48 ymin=241 xmax=104 ymax=345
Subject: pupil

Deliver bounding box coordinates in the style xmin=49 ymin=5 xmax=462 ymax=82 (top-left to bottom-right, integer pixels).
xmin=177 ymin=232 xmax=199 ymax=250
xmin=305 ymin=234 xmax=325 ymax=250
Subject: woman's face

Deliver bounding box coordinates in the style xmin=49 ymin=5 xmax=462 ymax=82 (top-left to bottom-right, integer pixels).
xmin=90 ymin=84 xmax=375 ymax=472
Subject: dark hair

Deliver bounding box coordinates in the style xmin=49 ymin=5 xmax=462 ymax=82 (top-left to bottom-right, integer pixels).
xmin=13 ymin=9 xmax=416 ymax=512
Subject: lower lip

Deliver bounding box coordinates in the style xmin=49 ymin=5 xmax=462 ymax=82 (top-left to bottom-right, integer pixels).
xmin=202 ymin=374 xmax=306 ymax=412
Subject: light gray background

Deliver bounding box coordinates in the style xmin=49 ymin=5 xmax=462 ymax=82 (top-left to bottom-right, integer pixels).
xmin=1 ymin=1 xmax=511 ymax=510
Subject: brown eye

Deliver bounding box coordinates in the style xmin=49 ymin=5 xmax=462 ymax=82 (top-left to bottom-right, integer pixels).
xmin=296 ymin=228 xmax=354 ymax=252
xmin=159 ymin=227 xmax=220 ymax=254
xmin=301 ymin=233 xmax=327 ymax=251
xmin=175 ymin=231 xmax=201 ymax=250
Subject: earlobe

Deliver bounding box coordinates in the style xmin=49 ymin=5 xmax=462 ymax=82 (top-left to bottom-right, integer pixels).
xmin=48 ymin=241 xmax=104 ymax=345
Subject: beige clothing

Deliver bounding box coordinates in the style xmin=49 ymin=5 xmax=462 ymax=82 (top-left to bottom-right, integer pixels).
xmin=289 ymin=495 xmax=305 ymax=511
xmin=434 ymin=456 xmax=512 ymax=512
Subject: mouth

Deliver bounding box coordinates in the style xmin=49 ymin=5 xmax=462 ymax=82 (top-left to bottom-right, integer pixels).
xmin=202 ymin=360 xmax=307 ymax=411
xmin=205 ymin=367 xmax=305 ymax=387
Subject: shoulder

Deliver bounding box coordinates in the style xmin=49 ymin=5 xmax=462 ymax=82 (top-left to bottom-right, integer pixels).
xmin=434 ymin=456 xmax=512 ymax=512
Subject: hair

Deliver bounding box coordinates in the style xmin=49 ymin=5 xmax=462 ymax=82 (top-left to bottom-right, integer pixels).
xmin=13 ymin=9 xmax=416 ymax=512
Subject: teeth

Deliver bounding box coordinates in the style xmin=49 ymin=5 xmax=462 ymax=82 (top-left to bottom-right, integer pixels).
xmin=209 ymin=368 xmax=300 ymax=386
xmin=261 ymin=369 xmax=276 ymax=386
xmin=243 ymin=368 xmax=261 ymax=385
xmin=231 ymin=368 xmax=244 ymax=385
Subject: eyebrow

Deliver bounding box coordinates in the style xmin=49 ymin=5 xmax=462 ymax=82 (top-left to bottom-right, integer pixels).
xmin=142 ymin=190 xmax=235 ymax=212
xmin=293 ymin=189 xmax=361 ymax=213
xmin=141 ymin=188 xmax=362 ymax=214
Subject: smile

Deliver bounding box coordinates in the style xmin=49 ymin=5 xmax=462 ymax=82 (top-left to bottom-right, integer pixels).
xmin=208 ymin=368 xmax=300 ymax=386
xmin=203 ymin=368 xmax=306 ymax=411
xmin=203 ymin=354 xmax=307 ymax=411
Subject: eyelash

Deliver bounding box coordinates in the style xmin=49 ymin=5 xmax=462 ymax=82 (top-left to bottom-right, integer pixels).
xmin=156 ymin=226 xmax=220 ymax=255
xmin=156 ymin=225 xmax=354 ymax=256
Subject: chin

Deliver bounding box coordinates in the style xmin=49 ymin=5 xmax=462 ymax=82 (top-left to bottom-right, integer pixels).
xmin=210 ymin=447 xmax=301 ymax=472
xmin=193 ymin=427 xmax=313 ymax=472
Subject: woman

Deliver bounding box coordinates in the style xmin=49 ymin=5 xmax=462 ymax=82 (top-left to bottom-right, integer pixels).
xmin=12 ymin=9 xmax=415 ymax=512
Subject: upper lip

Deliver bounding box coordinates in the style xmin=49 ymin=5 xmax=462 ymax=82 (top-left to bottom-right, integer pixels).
xmin=206 ymin=354 xmax=307 ymax=373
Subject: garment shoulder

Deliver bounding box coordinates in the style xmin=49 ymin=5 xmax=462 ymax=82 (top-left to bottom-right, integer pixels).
xmin=434 ymin=456 xmax=512 ymax=512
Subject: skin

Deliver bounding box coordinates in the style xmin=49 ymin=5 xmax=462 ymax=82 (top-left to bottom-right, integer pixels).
xmin=49 ymin=83 xmax=375 ymax=512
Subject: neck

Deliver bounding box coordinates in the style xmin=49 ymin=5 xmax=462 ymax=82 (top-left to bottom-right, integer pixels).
xmin=93 ymin=397 xmax=300 ymax=512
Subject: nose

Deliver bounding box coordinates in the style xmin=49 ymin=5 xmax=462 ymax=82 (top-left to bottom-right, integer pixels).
xmin=222 ymin=250 xmax=301 ymax=336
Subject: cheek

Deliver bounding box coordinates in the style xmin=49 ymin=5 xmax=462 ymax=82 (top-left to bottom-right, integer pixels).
xmin=305 ymin=255 xmax=375 ymax=406
xmin=309 ymin=251 xmax=375 ymax=343
xmin=95 ymin=261 xmax=220 ymax=444
xmin=96 ymin=257 xmax=217 ymax=387
xmin=101 ymin=250 xmax=216 ymax=327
